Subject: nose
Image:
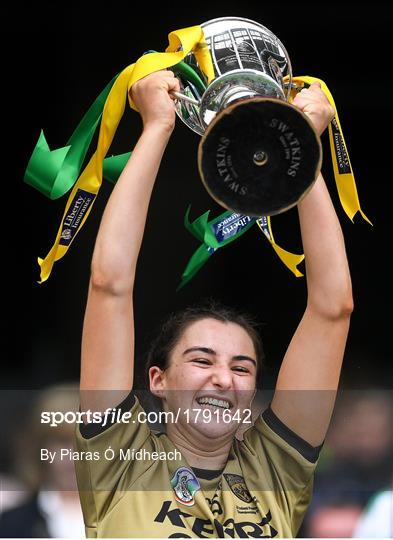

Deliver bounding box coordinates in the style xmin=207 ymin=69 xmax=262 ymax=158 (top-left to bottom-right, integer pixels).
xmin=210 ymin=364 xmax=233 ymax=390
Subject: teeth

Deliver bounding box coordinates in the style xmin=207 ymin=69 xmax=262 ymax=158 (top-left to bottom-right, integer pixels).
xmin=196 ymin=397 xmax=230 ymax=409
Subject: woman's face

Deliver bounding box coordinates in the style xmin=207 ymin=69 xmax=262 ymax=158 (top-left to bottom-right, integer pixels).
xmin=149 ymin=318 xmax=258 ymax=439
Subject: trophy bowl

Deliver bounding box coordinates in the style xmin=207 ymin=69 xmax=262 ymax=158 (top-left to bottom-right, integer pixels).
xmin=174 ymin=17 xmax=322 ymax=217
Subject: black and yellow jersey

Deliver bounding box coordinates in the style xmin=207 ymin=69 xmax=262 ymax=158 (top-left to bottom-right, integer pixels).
xmin=75 ymin=393 xmax=321 ymax=538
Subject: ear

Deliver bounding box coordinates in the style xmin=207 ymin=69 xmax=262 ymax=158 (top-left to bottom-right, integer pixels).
xmin=149 ymin=366 xmax=167 ymax=399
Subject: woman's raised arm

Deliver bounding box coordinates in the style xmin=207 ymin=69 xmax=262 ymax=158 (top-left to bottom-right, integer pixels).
xmin=271 ymin=83 xmax=354 ymax=446
xmin=80 ymin=71 xmax=180 ymax=412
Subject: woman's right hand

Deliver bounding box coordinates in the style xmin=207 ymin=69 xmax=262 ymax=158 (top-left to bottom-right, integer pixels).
xmin=130 ymin=70 xmax=180 ymax=132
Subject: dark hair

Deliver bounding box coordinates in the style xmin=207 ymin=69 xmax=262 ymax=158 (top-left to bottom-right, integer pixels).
xmin=145 ymin=300 xmax=264 ymax=388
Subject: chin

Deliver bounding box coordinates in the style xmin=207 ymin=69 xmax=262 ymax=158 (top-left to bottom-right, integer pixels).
xmin=192 ymin=417 xmax=238 ymax=439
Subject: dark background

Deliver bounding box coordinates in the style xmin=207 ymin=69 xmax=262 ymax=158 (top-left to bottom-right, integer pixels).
xmin=4 ymin=1 xmax=391 ymax=391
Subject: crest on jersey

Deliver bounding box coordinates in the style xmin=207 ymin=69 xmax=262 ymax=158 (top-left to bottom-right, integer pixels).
xmin=171 ymin=467 xmax=200 ymax=506
xmin=223 ymin=473 xmax=253 ymax=503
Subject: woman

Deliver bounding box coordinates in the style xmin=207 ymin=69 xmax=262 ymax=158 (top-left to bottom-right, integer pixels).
xmin=74 ymin=70 xmax=353 ymax=538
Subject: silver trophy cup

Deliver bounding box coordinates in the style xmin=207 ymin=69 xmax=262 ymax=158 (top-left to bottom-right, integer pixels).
xmin=173 ymin=17 xmax=322 ymax=217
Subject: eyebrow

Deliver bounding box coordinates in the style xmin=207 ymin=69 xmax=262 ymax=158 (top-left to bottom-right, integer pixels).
xmin=182 ymin=347 xmax=257 ymax=367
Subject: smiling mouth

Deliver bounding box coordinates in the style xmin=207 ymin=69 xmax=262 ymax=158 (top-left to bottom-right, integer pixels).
xmin=196 ymin=396 xmax=232 ymax=410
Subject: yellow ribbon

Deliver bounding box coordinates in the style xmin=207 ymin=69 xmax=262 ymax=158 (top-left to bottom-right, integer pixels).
xmin=37 ymin=28 xmax=369 ymax=284
xmin=286 ymin=75 xmax=371 ymax=225
xmin=256 ymin=75 xmax=371 ymax=279
xmin=257 ymin=216 xmax=305 ymax=277
xmin=37 ymin=25 xmax=215 ymax=283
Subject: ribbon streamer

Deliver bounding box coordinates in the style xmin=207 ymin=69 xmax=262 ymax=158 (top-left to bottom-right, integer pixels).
xmin=178 ymin=208 xmax=304 ymax=289
xmin=30 ymin=25 xmax=215 ymax=283
xmin=25 ymin=23 xmax=370 ymax=286
xmin=256 ymin=216 xmax=304 ymax=277
xmin=24 ymin=75 xmax=118 ymax=199
xmin=287 ymin=76 xmax=371 ymax=225
xmin=179 ymin=76 xmax=371 ymax=287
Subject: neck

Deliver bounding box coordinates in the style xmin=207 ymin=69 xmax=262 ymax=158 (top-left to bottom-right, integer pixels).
xmin=167 ymin=422 xmax=234 ymax=470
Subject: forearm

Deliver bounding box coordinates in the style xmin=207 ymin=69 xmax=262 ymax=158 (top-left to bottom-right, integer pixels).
xmin=79 ymin=72 xmax=178 ymax=404
xmin=271 ymin=86 xmax=353 ymax=443
xmin=272 ymin=173 xmax=353 ymax=443
xmin=298 ymin=173 xmax=353 ymax=317
xmin=91 ymin=124 xmax=172 ymax=291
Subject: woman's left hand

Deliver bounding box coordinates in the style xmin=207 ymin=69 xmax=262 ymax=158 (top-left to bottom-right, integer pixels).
xmin=292 ymin=81 xmax=335 ymax=135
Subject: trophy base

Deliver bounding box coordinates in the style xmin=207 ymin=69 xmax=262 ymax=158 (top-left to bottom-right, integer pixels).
xmin=198 ymin=97 xmax=322 ymax=217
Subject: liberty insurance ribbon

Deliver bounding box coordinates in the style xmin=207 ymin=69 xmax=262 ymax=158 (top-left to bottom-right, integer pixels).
xmin=287 ymin=75 xmax=371 ymax=225
xmin=31 ymin=25 xmax=215 ymax=283
xmin=26 ymin=29 xmax=370 ymax=286
xmin=178 ymin=208 xmax=304 ymax=289
xmin=178 ymin=75 xmax=371 ymax=287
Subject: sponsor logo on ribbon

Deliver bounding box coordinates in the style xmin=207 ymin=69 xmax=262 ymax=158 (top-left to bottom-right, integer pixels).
xmin=212 ymin=213 xmax=255 ymax=244
xmin=331 ymin=117 xmax=351 ymax=174
xmin=59 ymin=189 xmax=96 ymax=246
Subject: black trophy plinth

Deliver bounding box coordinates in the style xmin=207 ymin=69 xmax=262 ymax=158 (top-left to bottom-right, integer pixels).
xmin=198 ymin=98 xmax=322 ymax=217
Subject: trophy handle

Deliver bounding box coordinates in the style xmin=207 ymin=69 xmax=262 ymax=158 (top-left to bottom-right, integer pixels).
xmin=172 ymin=92 xmax=201 ymax=106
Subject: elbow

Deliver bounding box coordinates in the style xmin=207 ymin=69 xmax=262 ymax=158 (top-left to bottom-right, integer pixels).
xmin=90 ymin=266 xmax=134 ymax=296
xmin=309 ymin=292 xmax=354 ymax=320
xmin=335 ymin=296 xmax=354 ymax=319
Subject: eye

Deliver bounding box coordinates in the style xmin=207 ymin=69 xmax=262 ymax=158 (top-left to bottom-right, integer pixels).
xmin=192 ymin=358 xmax=211 ymax=365
xmin=232 ymin=366 xmax=250 ymax=373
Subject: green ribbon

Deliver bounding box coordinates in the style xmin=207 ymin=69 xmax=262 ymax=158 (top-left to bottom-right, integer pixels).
xmin=171 ymin=61 xmax=207 ymax=94
xmin=24 ymin=60 xmax=205 ymax=199
xmin=178 ymin=206 xmax=256 ymax=289
xmin=103 ymin=152 xmax=132 ymax=184
xmin=24 ymin=74 xmax=128 ymax=198
xmin=24 ymin=59 xmax=299 ymax=290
